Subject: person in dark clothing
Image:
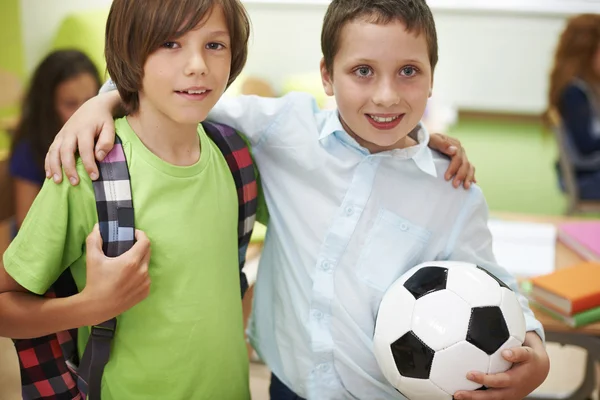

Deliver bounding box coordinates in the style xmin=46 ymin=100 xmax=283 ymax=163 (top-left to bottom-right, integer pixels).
xmin=547 ymin=14 xmax=600 ymax=199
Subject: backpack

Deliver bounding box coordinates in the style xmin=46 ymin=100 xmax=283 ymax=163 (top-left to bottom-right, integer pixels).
xmin=13 ymin=121 xmax=258 ymax=400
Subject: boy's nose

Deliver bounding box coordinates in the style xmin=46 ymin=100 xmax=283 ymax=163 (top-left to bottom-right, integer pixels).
xmin=184 ymin=51 xmax=208 ymax=76
xmin=372 ymin=82 xmax=400 ymax=108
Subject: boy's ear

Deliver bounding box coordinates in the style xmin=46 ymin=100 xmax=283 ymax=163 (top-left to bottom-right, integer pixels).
xmin=320 ymin=58 xmax=334 ymax=97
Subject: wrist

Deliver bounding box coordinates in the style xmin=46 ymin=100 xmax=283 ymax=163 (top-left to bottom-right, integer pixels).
xmin=74 ymin=291 xmax=108 ymax=326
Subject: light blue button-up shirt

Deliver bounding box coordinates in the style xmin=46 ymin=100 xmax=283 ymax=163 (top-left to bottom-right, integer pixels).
xmin=210 ymin=91 xmax=543 ymax=400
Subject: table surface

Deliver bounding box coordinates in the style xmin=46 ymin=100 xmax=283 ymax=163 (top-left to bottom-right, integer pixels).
xmin=493 ymin=212 xmax=600 ymax=336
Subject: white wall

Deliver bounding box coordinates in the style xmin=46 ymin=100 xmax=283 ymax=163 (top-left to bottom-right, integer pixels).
xmin=20 ymin=0 xmax=112 ymax=73
xmin=18 ymin=0 xmax=600 ymax=115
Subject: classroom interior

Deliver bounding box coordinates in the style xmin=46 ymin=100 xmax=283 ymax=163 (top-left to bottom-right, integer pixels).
xmin=1 ymin=0 xmax=600 ymax=399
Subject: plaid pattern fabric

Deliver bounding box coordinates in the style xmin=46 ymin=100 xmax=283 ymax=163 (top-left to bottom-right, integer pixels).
xmin=202 ymin=121 xmax=258 ymax=297
xmin=15 ymin=124 xmax=257 ymax=399
xmin=15 ymin=272 xmax=81 ymax=400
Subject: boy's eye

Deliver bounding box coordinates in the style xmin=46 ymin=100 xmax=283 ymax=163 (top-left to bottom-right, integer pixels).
xmin=162 ymin=42 xmax=179 ymax=49
xmin=400 ymin=66 xmax=418 ymax=77
xmin=354 ymin=66 xmax=373 ymax=78
xmin=206 ymin=42 xmax=225 ymax=50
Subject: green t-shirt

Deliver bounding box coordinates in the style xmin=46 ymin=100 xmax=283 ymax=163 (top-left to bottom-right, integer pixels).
xmin=4 ymin=117 xmax=250 ymax=399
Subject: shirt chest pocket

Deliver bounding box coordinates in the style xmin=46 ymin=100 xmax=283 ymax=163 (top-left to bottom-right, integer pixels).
xmin=356 ymin=209 xmax=431 ymax=292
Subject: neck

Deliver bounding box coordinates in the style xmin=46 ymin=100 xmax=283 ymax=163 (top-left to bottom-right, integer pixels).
xmin=127 ymin=104 xmax=200 ymax=167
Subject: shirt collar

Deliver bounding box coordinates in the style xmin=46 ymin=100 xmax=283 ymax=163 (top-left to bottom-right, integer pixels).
xmin=319 ymin=110 xmax=438 ymax=178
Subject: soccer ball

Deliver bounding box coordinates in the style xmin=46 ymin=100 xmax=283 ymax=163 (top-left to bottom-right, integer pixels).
xmin=373 ymin=261 xmax=526 ymax=399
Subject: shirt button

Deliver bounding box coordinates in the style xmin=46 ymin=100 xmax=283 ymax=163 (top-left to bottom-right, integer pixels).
xmin=312 ymin=310 xmax=323 ymax=320
xmin=318 ymin=363 xmax=330 ymax=372
xmin=400 ymin=223 xmax=409 ymax=231
xmin=321 ymin=261 xmax=332 ymax=271
xmin=345 ymin=206 xmax=354 ymax=216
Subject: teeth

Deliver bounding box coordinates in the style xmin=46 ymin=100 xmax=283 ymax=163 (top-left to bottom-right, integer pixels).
xmin=184 ymin=90 xmax=206 ymax=94
xmin=369 ymin=115 xmax=399 ymax=123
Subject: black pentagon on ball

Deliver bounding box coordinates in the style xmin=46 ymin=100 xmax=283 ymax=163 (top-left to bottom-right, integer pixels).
xmin=403 ymin=266 xmax=448 ymax=300
xmin=466 ymin=306 xmax=510 ymax=355
xmin=476 ymin=266 xmax=511 ymax=290
xmin=390 ymin=331 xmax=435 ymax=379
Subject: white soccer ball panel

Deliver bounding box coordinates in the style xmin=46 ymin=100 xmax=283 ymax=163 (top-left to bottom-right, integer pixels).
xmin=374 ymin=286 xmax=417 ymax=389
xmin=398 ymin=377 xmax=452 ymax=400
xmin=429 ymin=340 xmax=489 ymax=395
xmin=412 ymin=290 xmax=471 ymax=351
xmin=446 ymin=266 xmax=502 ymax=307
xmin=376 ymin=285 xmax=417 ymax=344
xmin=488 ymin=336 xmax=521 ymax=374
xmin=499 ymin=288 xmax=526 ymax=343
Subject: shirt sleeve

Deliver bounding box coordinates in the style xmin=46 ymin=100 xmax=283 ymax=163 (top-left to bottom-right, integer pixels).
xmin=2 ymin=162 xmax=98 ymax=295
xmin=443 ymin=187 xmax=545 ymax=342
xmin=9 ymin=141 xmax=45 ymax=186
xmin=559 ymin=84 xmax=600 ymax=155
xmin=207 ymin=94 xmax=296 ymax=148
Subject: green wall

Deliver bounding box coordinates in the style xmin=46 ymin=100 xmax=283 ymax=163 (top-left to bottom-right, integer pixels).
xmin=0 ymin=0 xmax=24 ymax=149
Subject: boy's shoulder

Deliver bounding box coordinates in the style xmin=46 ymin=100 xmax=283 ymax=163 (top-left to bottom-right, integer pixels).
xmin=428 ymin=149 xmax=486 ymax=202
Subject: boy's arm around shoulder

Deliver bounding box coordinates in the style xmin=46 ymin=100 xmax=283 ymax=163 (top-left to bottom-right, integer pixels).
xmin=208 ymin=92 xmax=311 ymax=149
xmin=442 ymin=186 xmax=544 ymax=342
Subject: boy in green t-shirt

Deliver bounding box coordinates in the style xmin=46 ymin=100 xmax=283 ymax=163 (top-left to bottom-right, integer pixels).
xmin=0 ymin=0 xmax=254 ymax=398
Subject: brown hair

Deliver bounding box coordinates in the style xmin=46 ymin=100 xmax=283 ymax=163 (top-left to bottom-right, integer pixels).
xmin=546 ymin=14 xmax=600 ymax=124
xmin=12 ymin=50 xmax=101 ymax=172
xmin=105 ymin=0 xmax=250 ymax=113
xmin=321 ymin=0 xmax=438 ymax=76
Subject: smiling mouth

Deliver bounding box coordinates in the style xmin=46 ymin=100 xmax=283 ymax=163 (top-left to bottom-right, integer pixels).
xmin=367 ymin=114 xmax=402 ymax=123
xmin=176 ymin=89 xmax=209 ymax=95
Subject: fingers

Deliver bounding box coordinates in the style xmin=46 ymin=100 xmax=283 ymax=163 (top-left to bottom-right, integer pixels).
xmin=453 ymin=152 xmax=471 ymax=188
xmin=78 ymin=130 xmax=100 ymax=181
xmin=503 ymin=346 xmax=534 ymax=364
xmin=95 ymin=122 xmax=117 ymax=162
xmin=128 ymin=230 xmax=151 ymax=265
xmin=46 ymin=139 xmax=65 ymax=184
xmin=467 ymin=371 xmax=512 ymax=389
xmin=466 ymin=164 xmax=476 ymax=188
xmin=85 ymin=224 xmax=105 ymax=259
xmin=445 ymin=148 xmax=463 ymax=182
xmin=454 ymin=387 xmax=506 ymax=400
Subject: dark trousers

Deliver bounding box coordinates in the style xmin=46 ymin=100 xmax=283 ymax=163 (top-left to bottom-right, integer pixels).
xmin=269 ymin=373 xmax=306 ymax=400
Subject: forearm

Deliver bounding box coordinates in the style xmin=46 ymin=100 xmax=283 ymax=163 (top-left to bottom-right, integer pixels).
xmin=0 ymin=291 xmax=96 ymax=339
xmin=524 ymin=331 xmax=544 ymax=350
xmin=100 ymin=90 xmax=126 ymax=119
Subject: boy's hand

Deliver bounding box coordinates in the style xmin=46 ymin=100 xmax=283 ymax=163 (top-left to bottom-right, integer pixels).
xmin=428 ymin=133 xmax=476 ymax=189
xmin=45 ymin=91 xmax=119 ymax=185
xmin=81 ymin=224 xmax=151 ymax=325
xmin=453 ymin=332 xmax=550 ymax=400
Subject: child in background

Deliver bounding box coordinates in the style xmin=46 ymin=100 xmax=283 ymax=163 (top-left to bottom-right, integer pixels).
xmin=0 ymin=0 xmax=255 ymax=399
xmin=546 ymin=13 xmax=600 ymax=199
xmin=10 ymin=50 xmax=101 ymax=228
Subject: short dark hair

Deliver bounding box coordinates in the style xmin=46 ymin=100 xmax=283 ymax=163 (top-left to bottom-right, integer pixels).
xmin=105 ymin=0 xmax=250 ymax=113
xmin=321 ymin=0 xmax=438 ymax=76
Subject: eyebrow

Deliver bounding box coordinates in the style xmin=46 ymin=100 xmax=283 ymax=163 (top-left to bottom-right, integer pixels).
xmin=208 ymin=30 xmax=230 ymax=37
xmin=351 ymin=57 xmax=426 ymax=66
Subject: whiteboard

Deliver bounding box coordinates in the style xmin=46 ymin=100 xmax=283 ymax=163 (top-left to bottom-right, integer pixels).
xmin=243 ymin=0 xmax=600 ymax=15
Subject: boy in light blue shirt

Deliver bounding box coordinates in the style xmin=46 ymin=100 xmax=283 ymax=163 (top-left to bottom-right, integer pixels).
xmin=44 ymin=0 xmax=549 ymax=399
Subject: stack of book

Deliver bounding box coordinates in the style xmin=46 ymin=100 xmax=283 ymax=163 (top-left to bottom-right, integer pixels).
xmin=557 ymin=221 xmax=600 ymax=261
xmin=527 ymin=262 xmax=600 ymax=328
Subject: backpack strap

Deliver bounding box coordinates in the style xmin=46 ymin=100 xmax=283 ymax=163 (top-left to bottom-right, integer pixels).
xmin=78 ymin=135 xmax=134 ymax=400
xmin=202 ymin=121 xmax=257 ymax=297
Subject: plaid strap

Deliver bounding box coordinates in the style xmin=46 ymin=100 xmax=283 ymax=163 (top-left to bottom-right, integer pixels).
xmin=202 ymin=121 xmax=258 ymax=297
xmin=76 ymin=135 xmax=134 ymax=400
